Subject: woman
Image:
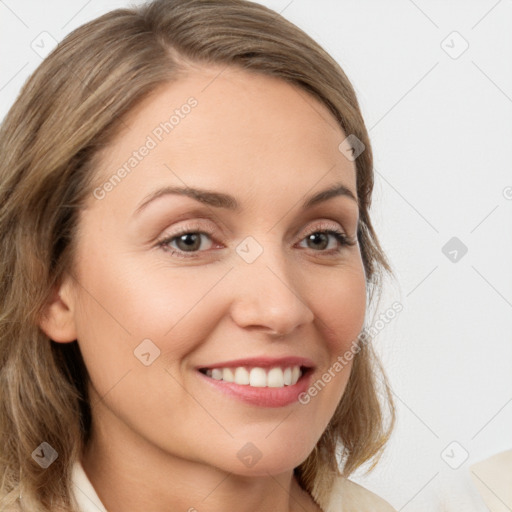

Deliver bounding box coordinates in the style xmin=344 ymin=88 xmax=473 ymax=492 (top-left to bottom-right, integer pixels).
xmin=0 ymin=0 xmax=396 ymax=510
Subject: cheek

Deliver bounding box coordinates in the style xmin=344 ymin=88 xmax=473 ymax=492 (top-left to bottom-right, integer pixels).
xmin=72 ymin=250 xmax=232 ymax=374
xmin=277 ymin=263 xmax=366 ymax=445
xmin=311 ymin=262 xmax=367 ymax=355
xmin=71 ymin=256 xmax=226 ymax=440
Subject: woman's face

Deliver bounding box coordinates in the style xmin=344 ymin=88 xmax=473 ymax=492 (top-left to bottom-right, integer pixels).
xmin=63 ymin=66 xmax=366 ymax=476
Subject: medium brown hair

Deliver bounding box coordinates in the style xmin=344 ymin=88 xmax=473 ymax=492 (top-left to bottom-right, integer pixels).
xmin=0 ymin=0 xmax=395 ymax=510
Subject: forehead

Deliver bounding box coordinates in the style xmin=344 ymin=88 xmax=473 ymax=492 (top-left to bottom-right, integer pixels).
xmin=87 ymin=66 xmax=357 ymax=212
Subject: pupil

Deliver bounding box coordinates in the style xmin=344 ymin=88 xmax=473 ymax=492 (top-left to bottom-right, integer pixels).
xmin=178 ymin=233 xmax=200 ymax=251
xmin=309 ymin=233 xmax=327 ymax=250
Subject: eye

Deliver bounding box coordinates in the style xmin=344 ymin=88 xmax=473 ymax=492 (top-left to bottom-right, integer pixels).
xmin=156 ymin=223 xmax=216 ymax=258
xmin=298 ymin=223 xmax=356 ymax=254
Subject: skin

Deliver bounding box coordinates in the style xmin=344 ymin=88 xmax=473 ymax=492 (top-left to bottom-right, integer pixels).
xmin=40 ymin=65 xmax=367 ymax=512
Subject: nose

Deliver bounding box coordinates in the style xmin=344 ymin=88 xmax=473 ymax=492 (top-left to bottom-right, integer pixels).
xmin=228 ymin=242 xmax=315 ymax=337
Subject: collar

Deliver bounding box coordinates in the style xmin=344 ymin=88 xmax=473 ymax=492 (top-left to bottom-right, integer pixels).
xmin=71 ymin=460 xmax=377 ymax=512
xmin=71 ymin=461 xmax=108 ymax=512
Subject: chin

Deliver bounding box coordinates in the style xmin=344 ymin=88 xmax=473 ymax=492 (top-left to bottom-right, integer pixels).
xmin=218 ymin=434 xmax=318 ymax=478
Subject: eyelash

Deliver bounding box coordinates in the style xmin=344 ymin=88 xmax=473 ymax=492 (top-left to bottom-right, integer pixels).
xmin=156 ymin=221 xmax=357 ymax=259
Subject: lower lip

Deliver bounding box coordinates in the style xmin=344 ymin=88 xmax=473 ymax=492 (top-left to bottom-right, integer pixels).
xmin=197 ymin=370 xmax=313 ymax=408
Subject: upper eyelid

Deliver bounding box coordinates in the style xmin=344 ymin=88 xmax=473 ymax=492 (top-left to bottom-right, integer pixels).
xmin=162 ymin=218 xmax=347 ymax=236
xmin=147 ymin=199 xmax=358 ymax=232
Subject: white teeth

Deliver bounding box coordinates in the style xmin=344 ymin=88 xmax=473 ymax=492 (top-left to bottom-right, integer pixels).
xmin=204 ymin=365 xmax=303 ymax=388
xmin=249 ymin=368 xmax=267 ymax=387
xmin=234 ymin=367 xmax=250 ymax=385
xmin=211 ymin=368 xmax=223 ymax=380
xmin=291 ymin=366 xmax=300 ymax=385
xmin=222 ymin=368 xmax=234 ymax=382
xmin=267 ymin=367 xmax=285 ymax=388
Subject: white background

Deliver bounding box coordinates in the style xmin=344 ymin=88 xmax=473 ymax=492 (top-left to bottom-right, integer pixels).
xmin=1 ymin=1 xmax=511 ymax=510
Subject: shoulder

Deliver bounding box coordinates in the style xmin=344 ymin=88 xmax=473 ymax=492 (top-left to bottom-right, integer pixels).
xmin=324 ymin=476 xmax=396 ymax=512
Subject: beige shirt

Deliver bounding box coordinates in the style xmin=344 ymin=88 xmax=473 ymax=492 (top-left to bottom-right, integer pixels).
xmin=470 ymin=450 xmax=512 ymax=512
xmin=71 ymin=461 xmax=396 ymax=512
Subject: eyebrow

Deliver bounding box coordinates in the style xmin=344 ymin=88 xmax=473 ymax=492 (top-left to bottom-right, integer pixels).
xmin=133 ymin=182 xmax=358 ymax=217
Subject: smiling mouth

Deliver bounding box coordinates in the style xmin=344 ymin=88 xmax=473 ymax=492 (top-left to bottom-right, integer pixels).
xmin=198 ymin=365 xmax=310 ymax=388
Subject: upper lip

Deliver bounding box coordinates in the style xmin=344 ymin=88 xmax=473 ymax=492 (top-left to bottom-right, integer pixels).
xmin=197 ymin=356 xmax=315 ymax=370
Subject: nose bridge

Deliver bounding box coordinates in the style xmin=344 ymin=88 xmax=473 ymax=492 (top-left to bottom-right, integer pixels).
xmin=229 ymin=234 xmax=314 ymax=335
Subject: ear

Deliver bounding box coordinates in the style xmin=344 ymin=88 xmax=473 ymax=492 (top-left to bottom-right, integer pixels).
xmin=38 ymin=273 xmax=78 ymax=343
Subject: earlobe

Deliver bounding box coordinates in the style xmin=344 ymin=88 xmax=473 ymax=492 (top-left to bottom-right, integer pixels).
xmin=38 ymin=274 xmax=78 ymax=343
